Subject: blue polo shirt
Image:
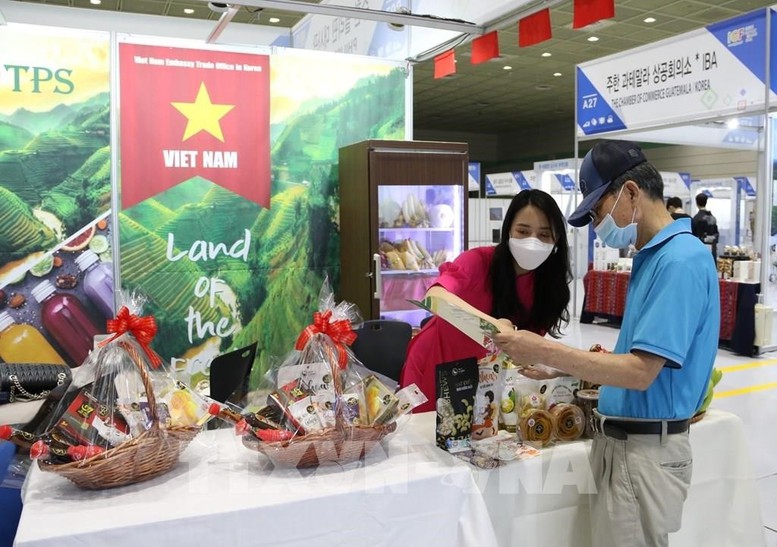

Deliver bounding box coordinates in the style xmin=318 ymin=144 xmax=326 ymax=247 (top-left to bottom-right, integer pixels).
xmin=598 ymin=218 xmax=719 ymax=420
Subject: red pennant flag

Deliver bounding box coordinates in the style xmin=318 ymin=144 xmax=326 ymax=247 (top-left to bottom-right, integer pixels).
xmin=519 ymin=9 xmax=552 ymax=47
xmin=573 ymin=0 xmax=615 ymax=29
xmin=434 ymin=50 xmax=456 ymax=79
xmin=118 ymin=43 xmax=271 ymax=209
xmin=471 ymin=31 xmax=500 ymax=64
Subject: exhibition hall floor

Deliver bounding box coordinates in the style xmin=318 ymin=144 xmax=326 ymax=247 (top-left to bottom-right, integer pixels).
xmin=563 ymin=320 xmax=777 ymax=546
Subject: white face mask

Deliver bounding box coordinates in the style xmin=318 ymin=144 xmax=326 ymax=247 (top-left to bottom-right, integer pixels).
xmin=508 ymin=237 xmax=555 ymax=271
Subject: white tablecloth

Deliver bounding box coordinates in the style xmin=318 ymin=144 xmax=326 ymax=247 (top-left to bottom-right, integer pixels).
xmin=15 ymin=419 xmax=497 ymax=547
xmin=15 ymin=410 xmax=764 ymax=547
xmin=455 ymin=409 xmax=766 ymax=547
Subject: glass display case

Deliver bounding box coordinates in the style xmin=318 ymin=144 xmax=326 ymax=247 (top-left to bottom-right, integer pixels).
xmin=377 ymin=184 xmax=464 ymax=325
xmin=339 ymin=140 xmax=468 ymax=328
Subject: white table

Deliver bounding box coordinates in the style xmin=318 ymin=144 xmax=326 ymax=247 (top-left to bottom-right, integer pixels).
xmin=15 ymin=410 xmax=764 ymax=547
xmin=455 ymin=409 xmax=766 ymax=547
xmin=15 ymin=418 xmax=497 ymax=547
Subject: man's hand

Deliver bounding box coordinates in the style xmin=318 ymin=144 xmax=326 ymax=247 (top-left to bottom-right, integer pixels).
xmin=517 ymin=364 xmax=565 ymax=381
xmin=494 ymin=318 xmax=514 ymax=333
xmin=493 ymin=330 xmax=547 ymax=365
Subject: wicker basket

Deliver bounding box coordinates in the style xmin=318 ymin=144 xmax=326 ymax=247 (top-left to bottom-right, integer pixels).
xmin=242 ymin=422 xmax=397 ymax=468
xmin=38 ymin=341 xmax=199 ymax=490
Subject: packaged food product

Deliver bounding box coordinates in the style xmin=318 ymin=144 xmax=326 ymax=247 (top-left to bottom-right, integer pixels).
xmin=519 ymin=408 xmax=555 ymax=448
xmin=498 ymin=363 xmax=520 ymax=432
xmin=395 ymin=384 xmax=428 ymax=417
xmin=550 ymin=403 xmax=585 ymax=442
xmin=472 ymin=355 xmax=501 ymax=440
xmin=340 ymin=389 xmax=366 ymax=426
xmin=435 ymin=357 xmax=478 ymax=453
xmin=543 ymin=376 xmax=582 ymax=407
xmin=363 ymin=375 xmax=399 ymax=425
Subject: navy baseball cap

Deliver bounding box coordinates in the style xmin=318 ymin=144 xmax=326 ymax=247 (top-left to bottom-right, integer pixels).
xmin=567 ymin=140 xmax=647 ymax=228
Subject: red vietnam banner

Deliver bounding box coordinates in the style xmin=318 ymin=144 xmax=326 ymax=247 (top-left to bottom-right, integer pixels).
xmin=119 ymin=43 xmax=270 ymax=209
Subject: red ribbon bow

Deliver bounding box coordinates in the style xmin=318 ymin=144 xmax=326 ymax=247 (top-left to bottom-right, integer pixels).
xmin=101 ymin=306 xmax=163 ymax=368
xmin=295 ymin=310 xmax=357 ymax=368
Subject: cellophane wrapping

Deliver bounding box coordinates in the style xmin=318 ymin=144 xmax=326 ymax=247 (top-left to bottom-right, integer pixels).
xmin=213 ymin=279 xmax=426 ymax=467
xmin=34 ymin=292 xmax=211 ymax=464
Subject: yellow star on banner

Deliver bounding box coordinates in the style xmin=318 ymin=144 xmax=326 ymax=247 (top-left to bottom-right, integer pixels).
xmin=171 ymin=82 xmax=235 ymax=142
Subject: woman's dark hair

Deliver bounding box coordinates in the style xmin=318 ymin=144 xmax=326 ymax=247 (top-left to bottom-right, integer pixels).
xmin=489 ymin=189 xmax=571 ymax=338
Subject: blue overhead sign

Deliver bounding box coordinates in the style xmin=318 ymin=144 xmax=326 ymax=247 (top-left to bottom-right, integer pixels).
xmin=485 ymin=171 xmax=533 ymax=196
xmin=576 ymin=8 xmax=772 ymax=136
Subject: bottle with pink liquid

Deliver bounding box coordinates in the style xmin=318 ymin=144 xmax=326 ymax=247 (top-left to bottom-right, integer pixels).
xmin=31 ymin=280 xmax=101 ymax=367
xmin=74 ymin=250 xmax=115 ymax=320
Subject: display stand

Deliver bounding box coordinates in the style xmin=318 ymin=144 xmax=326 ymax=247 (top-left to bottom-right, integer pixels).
xmin=574 ymin=7 xmax=777 ymax=352
xmin=338 ymin=140 xmax=468 ymax=328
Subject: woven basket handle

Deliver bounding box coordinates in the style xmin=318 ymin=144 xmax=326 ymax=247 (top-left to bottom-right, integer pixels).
xmin=117 ymin=340 xmax=161 ymax=430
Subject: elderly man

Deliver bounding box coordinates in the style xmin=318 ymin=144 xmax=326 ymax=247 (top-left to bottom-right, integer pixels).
xmin=495 ymin=140 xmax=719 ymax=547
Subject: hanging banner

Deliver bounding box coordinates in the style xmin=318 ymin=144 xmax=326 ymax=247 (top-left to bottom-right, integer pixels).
xmin=577 ymin=9 xmax=772 ymax=136
xmin=468 ymin=162 xmax=481 ymax=192
xmin=484 ymin=171 xmax=534 ymax=196
xmin=118 ymin=43 xmax=406 ymax=387
xmin=0 ymin=23 xmax=113 ymax=366
xmin=119 ymin=43 xmax=270 ymax=209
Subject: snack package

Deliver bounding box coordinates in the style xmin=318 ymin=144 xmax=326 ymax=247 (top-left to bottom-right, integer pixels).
xmin=396 ymin=384 xmax=428 ymax=417
xmin=515 ymin=375 xmax=546 ymax=416
xmin=519 ymin=408 xmax=555 ymax=448
xmin=340 ymin=389 xmax=367 ymax=426
xmin=543 ymin=376 xmax=582 ymax=407
xmin=550 ymin=403 xmax=585 ymax=442
xmin=435 ymin=357 xmax=478 ymax=453
xmin=363 ymin=375 xmax=399 ymax=425
xmin=471 ymin=354 xmax=501 ymax=441
xmin=471 ymin=430 xmax=541 ymax=463
xmin=498 ymin=363 xmax=520 ymax=433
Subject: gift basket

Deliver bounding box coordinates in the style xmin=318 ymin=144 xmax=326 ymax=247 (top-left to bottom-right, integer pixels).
xmin=15 ymin=296 xmax=211 ymax=489
xmin=210 ymin=280 xmax=425 ymax=468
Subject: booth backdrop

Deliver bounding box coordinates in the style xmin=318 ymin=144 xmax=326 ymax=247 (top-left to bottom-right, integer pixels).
xmin=0 ymin=24 xmax=116 ymax=367
xmin=0 ymin=22 xmax=408 ymax=388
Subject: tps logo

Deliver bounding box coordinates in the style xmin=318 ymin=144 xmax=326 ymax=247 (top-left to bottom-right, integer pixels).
xmin=3 ymin=65 xmax=75 ymax=94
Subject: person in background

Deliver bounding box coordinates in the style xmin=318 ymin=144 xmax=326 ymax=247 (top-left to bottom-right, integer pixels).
xmin=399 ymin=189 xmax=571 ymax=412
xmin=494 ymin=141 xmax=719 ymax=547
xmin=666 ymin=196 xmax=691 ymax=220
xmin=692 ymin=193 xmax=719 ymax=261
